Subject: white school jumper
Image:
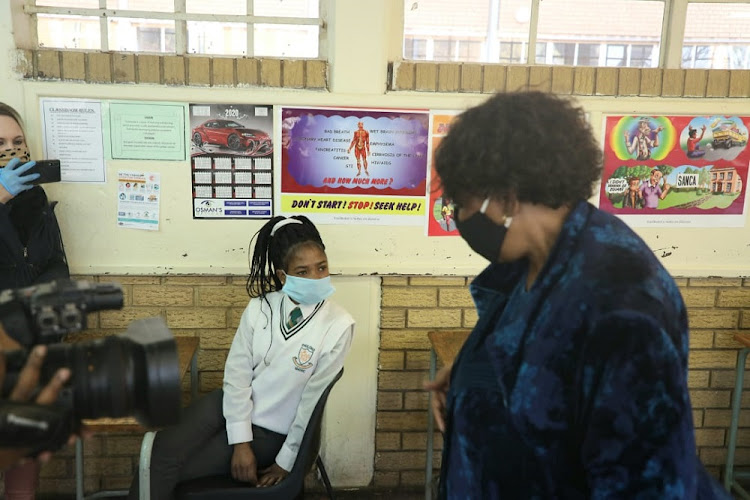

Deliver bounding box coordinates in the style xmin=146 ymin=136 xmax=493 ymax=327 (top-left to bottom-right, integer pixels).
xmin=223 ymin=291 xmax=355 ymax=471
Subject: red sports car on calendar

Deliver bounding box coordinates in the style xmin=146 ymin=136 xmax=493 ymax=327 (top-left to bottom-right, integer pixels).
xmin=191 ymin=119 xmax=273 ymax=156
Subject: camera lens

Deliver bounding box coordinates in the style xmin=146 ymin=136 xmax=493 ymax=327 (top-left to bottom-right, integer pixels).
xmin=41 ymin=318 xmax=181 ymax=427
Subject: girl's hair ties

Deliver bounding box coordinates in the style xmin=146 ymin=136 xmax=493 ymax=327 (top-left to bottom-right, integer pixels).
xmin=270 ymin=218 xmax=303 ymax=236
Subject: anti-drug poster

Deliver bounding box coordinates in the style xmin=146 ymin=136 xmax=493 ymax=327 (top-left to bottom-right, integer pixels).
xmin=117 ymin=171 xmax=160 ymax=230
xmin=189 ymin=103 xmax=274 ymax=219
xmin=599 ymin=115 xmax=750 ymax=227
xmin=427 ymin=111 xmax=460 ymax=236
xmin=280 ymin=106 xmax=429 ymax=225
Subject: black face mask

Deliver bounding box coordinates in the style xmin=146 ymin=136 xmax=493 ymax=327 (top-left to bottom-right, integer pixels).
xmin=455 ymin=198 xmax=512 ymax=263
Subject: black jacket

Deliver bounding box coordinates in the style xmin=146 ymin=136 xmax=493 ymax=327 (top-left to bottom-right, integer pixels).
xmin=0 ymin=186 xmax=69 ymax=292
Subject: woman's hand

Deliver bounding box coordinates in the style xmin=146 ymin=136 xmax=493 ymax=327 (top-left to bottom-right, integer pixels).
xmin=424 ymin=364 xmax=452 ymax=433
xmin=231 ymin=442 xmax=258 ymax=485
xmin=257 ymin=462 xmax=289 ymax=487
xmin=0 ymin=158 xmax=39 ymax=201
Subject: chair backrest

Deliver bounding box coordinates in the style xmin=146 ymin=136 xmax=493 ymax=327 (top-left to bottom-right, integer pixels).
xmin=284 ymin=368 xmax=344 ymax=484
xmin=174 ymin=368 xmax=345 ymax=500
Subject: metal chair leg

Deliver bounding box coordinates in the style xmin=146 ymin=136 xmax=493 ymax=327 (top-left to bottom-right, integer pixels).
xmin=725 ymin=347 xmax=750 ymax=493
xmin=317 ymin=455 xmax=334 ymax=500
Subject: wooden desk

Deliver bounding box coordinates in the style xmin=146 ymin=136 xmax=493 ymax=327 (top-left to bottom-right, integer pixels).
xmin=75 ymin=336 xmax=199 ymax=500
xmin=425 ymin=330 xmax=470 ymax=500
xmin=724 ymin=334 xmax=750 ymax=498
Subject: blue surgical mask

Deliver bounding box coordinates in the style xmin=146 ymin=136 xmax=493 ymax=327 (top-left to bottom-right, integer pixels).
xmin=281 ymin=274 xmax=335 ymax=305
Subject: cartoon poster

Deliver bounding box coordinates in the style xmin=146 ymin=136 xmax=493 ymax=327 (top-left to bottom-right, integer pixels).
xmin=427 ymin=111 xmax=460 ymax=236
xmin=117 ymin=171 xmax=160 ymax=230
xmin=280 ymin=106 xmax=429 ymax=225
xmin=599 ymin=115 xmax=750 ymax=227
xmin=189 ymin=103 xmax=273 ymax=219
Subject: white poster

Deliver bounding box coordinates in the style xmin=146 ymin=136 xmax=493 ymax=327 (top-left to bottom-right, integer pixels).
xmin=40 ymin=98 xmax=106 ymax=183
xmin=117 ymin=171 xmax=160 ymax=231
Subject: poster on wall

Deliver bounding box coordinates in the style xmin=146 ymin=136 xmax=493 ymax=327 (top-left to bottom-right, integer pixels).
xmin=108 ymin=101 xmax=186 ymax=161
xmin=189 ymin=103 xmax=274 ymax=219
xmin=279 ymin=106 xmax=429 ymax=225
xmin=40 ymin=98 xmax=106 ymax=183
xmin=599 ymin=115 xmax=750 ymax=227
xmin=116 ymin=171 xmax=160 ymax=230
xmin=427 ymin=111 xmax=460 ymax=236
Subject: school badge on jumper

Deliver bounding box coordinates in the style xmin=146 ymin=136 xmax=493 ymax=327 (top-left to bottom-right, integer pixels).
xmin=293 ymin=344 xmax=315 ymax=371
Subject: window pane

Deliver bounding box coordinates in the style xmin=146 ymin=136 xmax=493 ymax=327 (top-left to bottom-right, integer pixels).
xmin=500 ymin=41 xmax=526 ymax=64
xmin=404 ymin=38 xmax=427 ymax=60
xmin=106 ymin=0 xmax=174 ymax=12
xmin=37 ymin=0 xmax=99 ymax=7
xmin=37 ymin=14 xmax=100 ymax=49
xmin=537 ymin=0 xmax=663 ymax=67
xmin=403 ymin=0 xmax=532 ymax=63
xmin=254 ymin=24 xmax=318 ymax=58
xmin=684 ymin=3 xmax=750 ymax=69
xmin=577 ymin=43 xmax=600 ymax=66
xmin=188 ymin=21 xmax=246 ymax=55
xmin=254 ymin=0 xmax=319 ymax=18
xmin=551 ymin=42 xmax=575 ymax=65
xmin=187 ymin=0 xmax=246 ymax=15
xmin=605 ymin=44 xmax=626 ymax=67
xmin=433 ymin=40 xmax=453 ymax=61
xmin=109 ymin=18 xmax=175 ymax=53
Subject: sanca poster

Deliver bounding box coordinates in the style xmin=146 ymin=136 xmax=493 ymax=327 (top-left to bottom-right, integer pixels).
xmin=599 ymin=115 xmax=749 ymax=227
xmin=279 ymin=106 xmax=429 ymax=225
xmin=427 ymin=111 xmax=460 ymax=236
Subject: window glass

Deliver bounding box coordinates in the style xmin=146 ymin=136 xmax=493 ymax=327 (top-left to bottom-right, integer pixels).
xmin=37 ymin=14 xmax=101 ymax=49
xmin=106 ymin=0 xmax=174 ymax=12
xmin=433 ymin=40 xmax=453 ymax=61
xmin=109 ymin=18 xmax=175 ymax=53
xmin=577 ymin=43 xmax=600 ymax=66
xmin=404 ymin=38 xmax=428 ymax=60
xmin=186 ymin=0 xmax=246 ymax=15
xmin=187 ymin=21 xmax=247 ymax=55
xmin=37 ymin=0 xmax=99 ymax=7
xmin=254 ymin=0 xmax=319 ymax=18
xmin=536 ymin=0 xmax=663 ymax=67
xmin=254 ymin=24 xmax=319 ymax=58
xmin=403 ymin=0 xmax=532 ymax=63
xmin=684 ymin=3 xmax=750 ymax=69
xmin=499 ymin=41 xmax=526 ymax=64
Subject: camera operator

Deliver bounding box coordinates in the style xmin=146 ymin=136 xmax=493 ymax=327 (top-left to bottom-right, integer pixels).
xmin=0 ymin=325 xmax=87 ymax=472
xmin=0 ymin=102 xmax=70 ymax=499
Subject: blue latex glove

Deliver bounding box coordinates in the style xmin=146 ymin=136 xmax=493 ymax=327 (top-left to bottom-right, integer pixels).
xmin=0 ymin=158 xmax=39 ymax=196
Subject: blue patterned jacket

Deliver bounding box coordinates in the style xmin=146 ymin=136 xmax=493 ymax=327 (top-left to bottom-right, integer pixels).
xmin=441 ymin=200 xmax=728 ymax=499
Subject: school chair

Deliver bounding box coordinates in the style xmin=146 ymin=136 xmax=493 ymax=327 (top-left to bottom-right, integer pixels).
xmin=170 ymin=368 xmax=343 ymax=500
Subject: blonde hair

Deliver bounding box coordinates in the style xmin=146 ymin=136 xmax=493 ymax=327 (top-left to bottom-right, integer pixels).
xmin=0 ymin=103 xmax=26 ymax=136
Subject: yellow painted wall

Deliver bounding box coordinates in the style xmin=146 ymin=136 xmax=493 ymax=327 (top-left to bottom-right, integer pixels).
xmin=3 ymin=0 xmax=750 ymax=494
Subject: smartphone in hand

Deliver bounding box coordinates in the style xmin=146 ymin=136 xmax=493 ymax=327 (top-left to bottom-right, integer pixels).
xmin=27 ymin=160 xmax=61 ymax=185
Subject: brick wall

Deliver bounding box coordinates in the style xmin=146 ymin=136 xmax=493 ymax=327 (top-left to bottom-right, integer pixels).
xmin=376 ymin=275 xmax=750 ymax=489
xmin=4 ymin=274 xmax=748 ymax=495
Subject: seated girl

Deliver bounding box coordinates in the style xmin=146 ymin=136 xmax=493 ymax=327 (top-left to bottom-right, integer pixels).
xmin=128 ymin=215 xmax=355 ymax=499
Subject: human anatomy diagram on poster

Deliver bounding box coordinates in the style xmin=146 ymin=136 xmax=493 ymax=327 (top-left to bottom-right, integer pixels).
xmin=190 ymin=103 xmax=274 ymax=219
xmin=279 ymin=106 xmax=429 ymax=225
xmin=599 ymin=115 xmax=750 ymax=227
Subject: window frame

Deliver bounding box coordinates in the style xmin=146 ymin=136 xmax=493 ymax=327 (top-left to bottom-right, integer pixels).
xmin=399 ymin=0 xmax=750 ymax=70
xmin=21 ymin=0 xmax=327 ymax=58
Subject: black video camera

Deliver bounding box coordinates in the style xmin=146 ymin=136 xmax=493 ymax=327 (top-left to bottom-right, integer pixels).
xmin=0 ymin=280 xmax=181 ymax=455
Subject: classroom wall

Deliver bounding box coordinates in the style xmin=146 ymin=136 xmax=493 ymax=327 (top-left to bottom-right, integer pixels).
xmin=2 ymin=0 xmax=750 ymax=495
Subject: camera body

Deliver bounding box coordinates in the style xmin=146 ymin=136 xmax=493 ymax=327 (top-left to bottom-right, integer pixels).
xmin=0 ymin=280 xmax=181 ymax=454
xmin=0 ymin=279 xmax=123 ymax=347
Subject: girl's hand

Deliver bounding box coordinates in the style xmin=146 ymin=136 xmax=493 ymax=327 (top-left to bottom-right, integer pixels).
xmin=424 ymin=365 xmax=452 ymax=432
xmin=257 ymin=462 xmax=289 ymax=487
